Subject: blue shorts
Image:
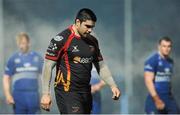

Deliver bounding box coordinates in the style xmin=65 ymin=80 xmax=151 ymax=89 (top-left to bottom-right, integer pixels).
xmin=13 ymin=90 xmax=40 ymax=114
xmin=92 ymin=92 xmax=101 ymax=114
xmin=92 ymin=100 xmax=101 ymax=114
xmin=145 ymin=93 xmax=180 ymax=114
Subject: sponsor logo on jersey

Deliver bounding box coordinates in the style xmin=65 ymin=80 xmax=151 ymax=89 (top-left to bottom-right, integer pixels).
xmin=53 ymin=35 xmax=64 ymax=41
xmin=72 ymin=45 xmax=80 ymax=52
xmin=16 ymin=67 xmax=38 ymax=72
xmin=155 ymin=75 xmax=170 ymax=82
xmin=73 ymin=56 xmax=93 ymax=64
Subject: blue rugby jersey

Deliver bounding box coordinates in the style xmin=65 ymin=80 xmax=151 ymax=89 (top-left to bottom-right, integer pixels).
xmin=5 ymin=51 xmax=43 ymax=91
xmin=144 ymin=52 xmax=173 ymax=94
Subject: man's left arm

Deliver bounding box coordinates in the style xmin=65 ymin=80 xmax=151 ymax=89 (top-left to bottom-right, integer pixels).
xmin=92 ymin=36 xmax=120 ymax=100
xmin=91 ymin=80 xmax=105 ymax=94
xmin=94 ymin=61 xmax=121 ymax=100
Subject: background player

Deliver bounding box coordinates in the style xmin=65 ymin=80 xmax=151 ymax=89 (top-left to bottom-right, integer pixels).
xmin=91 ymin=67 xmax=105 ymax=114
xmin=144 ymin=37 xmax=180 ymax=114
xmin=3 ymin=32 xmax=43 ymax=114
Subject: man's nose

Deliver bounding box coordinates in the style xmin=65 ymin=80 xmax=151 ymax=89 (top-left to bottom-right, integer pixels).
xmin=87 ymin=28 xmax=92 ymax=33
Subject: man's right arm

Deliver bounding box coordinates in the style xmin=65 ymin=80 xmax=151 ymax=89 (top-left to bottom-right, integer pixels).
xmin=3 ymin=75 xmax=14 ymax=104
xmin=3 ymin=56 xmax=15 ymax=105
xmin=41 ymin=33 xmax=66 ymax=111
xmin=41 ymin=59 xmax=56 ymax=111
xmin=144 ymin=71 xmax=165 ymax=110
xmin=41 ymin=59 xmax=56 ymax=94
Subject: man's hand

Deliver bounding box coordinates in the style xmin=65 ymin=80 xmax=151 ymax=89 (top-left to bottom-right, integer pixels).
xmin=153 ymin=95 xmax=165 ymax=110
xmin=5 ymin=94 xmax=15 ymax=105
xmin=41 ymin=94 xmax=52 ymax=111
xmin=91 ymin=84 xmax=101 ymax=94
xmin=111 ymin=86 xmax=121 ymax=100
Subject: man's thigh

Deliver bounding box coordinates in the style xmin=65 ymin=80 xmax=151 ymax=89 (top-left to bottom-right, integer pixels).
xmin=55 ymin=89 xmax=92 ymax=114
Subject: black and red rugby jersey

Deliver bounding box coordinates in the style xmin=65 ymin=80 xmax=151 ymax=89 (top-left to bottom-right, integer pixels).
xmin=45 ymin=25 xmax=103 ymax=92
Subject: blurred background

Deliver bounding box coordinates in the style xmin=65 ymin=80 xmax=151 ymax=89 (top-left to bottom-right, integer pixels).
xmin=0 ymin=0 xmax=179 ymax=114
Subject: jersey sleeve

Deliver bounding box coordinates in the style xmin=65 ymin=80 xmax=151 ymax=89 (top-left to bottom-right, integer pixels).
xmin=45 ymin=34 xmax=65 ymax=61
xmin=4 ymin=56 xmax=15 ymax=77
xmin=37 ymin=54 xmax=44 ymax=74
xmin=144 ymin=57 xmax=157 ymax=73
xmin=93 ymin=38 xmax=103 ymax=62
xmin=95 ymin=48 xmax=103 ymax=62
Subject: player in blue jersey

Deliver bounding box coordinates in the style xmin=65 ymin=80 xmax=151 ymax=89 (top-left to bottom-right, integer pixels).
xmin=3 ymin=32 xmax=43 ymax=114
xmin=144 ymin=37 xmax=180 ymax=114
xmin=91 ymin=67 xmax=105 ymax=114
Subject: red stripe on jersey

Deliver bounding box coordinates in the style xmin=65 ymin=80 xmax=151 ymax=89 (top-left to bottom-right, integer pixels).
xmin=63 ymin=52 xmax=71 ymax=92
xmin=61 ymin=32 xmax=75 ymax=92
xmin=45 ymin=55 xmax=58 ymax=61
xmin=46 ymin=28 xmax=75 ymax=91
xmin=64 ymin=33 xmax=74 ymax=91
xmin=68 ymin=25 xmax=81 ymax=39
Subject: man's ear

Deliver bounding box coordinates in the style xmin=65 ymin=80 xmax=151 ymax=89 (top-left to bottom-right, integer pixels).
xmin=75 ymin=19 xmax=81 ymax=27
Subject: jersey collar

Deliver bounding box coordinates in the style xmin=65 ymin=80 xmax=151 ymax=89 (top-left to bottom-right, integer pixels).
xmin=68 ymin=25 xmax=81 ymax=39
xmin=18 ymin=51 xmax=31 ymax=56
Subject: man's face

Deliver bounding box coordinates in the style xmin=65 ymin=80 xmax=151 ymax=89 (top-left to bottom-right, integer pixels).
xmin=158 ymin=40 xmax=172 ymax=56
xmin=76 ymin=19 xmax=95 ymax=37
xmin=17 ymin=37 xmax=30 ymax=53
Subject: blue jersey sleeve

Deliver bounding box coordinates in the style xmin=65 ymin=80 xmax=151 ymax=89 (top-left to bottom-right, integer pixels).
xmin=144 ymin=56 xmax=157 ymax=73
xmin=34 ymin=52 xmax=44 ymax=74
xmin=38 ymin=54 xmax=44 ymax=74
xmin=5 ymin=56 xmax=15 ymax=77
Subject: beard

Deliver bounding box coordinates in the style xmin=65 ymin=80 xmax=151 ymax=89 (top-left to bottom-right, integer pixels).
xmin=77 ymin=29 xmax=90 ymax=37
xmin=79 ymin=32 xmax=88 ymax=37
